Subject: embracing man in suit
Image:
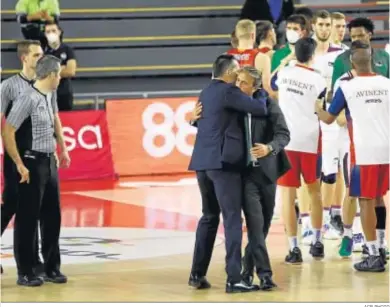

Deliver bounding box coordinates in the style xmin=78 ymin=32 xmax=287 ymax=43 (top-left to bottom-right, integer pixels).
xmin=191 ymin=66 xmax=291 ymax=291
xmin=237 ymin=67 xmax=290 ymax=290
xmin=187 ymin=54 xmax=268 ymax=293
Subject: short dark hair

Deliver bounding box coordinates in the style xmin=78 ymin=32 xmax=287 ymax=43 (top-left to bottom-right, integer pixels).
xmin=347 ymin=17 xmax=375 ymax=34
xmin=312 ymin=10 xmax=331 ymax=24
xmin=212 ymin=54 xmax=237 ymax=78
xmin=16 ymin=40 xmax=41 ymax=58
xmin=255 ymin=20 xmax=274 ymax=45
xmin=286 ymin=14 xmax=308 ymax=30
xmin=45 ymin=21 xmax=59 ymax=29
xmin=35 ymin=55 xmax=62 ymax=80
xmin=295 ymin=7 xmax=314 ymax=21
xmin=295 ymin=37 xmax=317 ymax=63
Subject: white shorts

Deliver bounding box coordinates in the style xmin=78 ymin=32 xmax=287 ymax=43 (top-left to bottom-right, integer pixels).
xmin=322 ymin=137 xmax=349 ymax=176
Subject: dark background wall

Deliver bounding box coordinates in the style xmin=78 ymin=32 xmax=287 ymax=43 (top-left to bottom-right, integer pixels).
xmin=1 ymin=0 xmax=388 ymax=99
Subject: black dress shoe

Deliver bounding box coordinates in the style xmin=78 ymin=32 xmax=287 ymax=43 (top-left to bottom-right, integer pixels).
xmin=226 ymin=280 xmax=260 ymax=293
xmin=188 ymin=274 xmax=211 ymax=289
xmin=43 ymin=270 xmax=68 ymax=284
xmin=242 ymin=273 xmax=254 ymax=286
xmin=259 ymin=276 xmax=277 ymax=291
xmin=1 ymin=265 xmax=3 ymax=274
xmin=17 ymin=274 xmax=44 ymax=287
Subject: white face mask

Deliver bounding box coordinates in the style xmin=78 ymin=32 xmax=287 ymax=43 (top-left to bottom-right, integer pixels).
xmin=286 ymin=29 xmax=300 ymax=44
xmin=46 ymin=33 xmax=59 ymax=44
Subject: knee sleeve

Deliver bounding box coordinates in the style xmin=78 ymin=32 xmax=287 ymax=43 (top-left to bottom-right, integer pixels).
xmin=375 ymin=206 xmax=386 ymax=230
xmin=321 ymin=173 xmax=336 ymax=184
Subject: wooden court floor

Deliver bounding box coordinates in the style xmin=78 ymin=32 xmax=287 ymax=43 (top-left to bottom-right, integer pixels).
xmin=1 ymin=176 xmax=389 ymax=302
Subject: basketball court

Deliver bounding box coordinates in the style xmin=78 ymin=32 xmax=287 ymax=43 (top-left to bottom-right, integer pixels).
xmin=1 ymin=175 xmax=389 ymax=302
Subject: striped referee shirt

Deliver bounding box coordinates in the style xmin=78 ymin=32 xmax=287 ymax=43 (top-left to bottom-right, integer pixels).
xmin=6 ymin=86 xmax=59 ymax=154
xmin=1 ymin=74 xmax=32 ymax=117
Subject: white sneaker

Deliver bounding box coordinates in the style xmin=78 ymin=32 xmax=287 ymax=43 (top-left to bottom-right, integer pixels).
xmin=352 ymin=232 xmax=364 ymax=252
xmin=323 ymin=224 xmax=341 ymax=240
xmin=301 ymin=229 xmax=313 ymax=246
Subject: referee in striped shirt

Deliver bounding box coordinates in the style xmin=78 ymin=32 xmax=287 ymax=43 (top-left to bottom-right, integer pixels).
xmin=3 ymin=55 xmax=71 ymax=287
xmin=0 ymin=40 xmax=43 ymax=275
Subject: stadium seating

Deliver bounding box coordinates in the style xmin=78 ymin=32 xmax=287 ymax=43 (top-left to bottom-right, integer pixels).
xmin=1 ymin=0 xmax=389 ymax=80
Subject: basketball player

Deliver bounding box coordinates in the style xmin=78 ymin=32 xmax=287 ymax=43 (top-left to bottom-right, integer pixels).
xmin=227 ymin=19 xmax=275 ymax=98
xmin=0 ymin=40 xmax=44 ymax=275
xmin=270 ymin=14 xmax=311 ymax=245
xmin=332 ymin=68 xmax=363 ymax=257
xmin=316 ymin=47 xmax=389 ymax=272
xmin=255 ymin=20 xmax=276 ymax=58
xmin=311 ymin=10 xmax=345 ymax=241
xmin=271 ymin=14 xmax=307 ymax=72
xmin=332 ymin=17 xmax=389 ymax=87
xmin=271 ymin=37 xmax=327 ymax=263
xmin=331 ymin=18 xmax=390 ymax=259
xmin=330 ymin=13 xmax=349 ymax=50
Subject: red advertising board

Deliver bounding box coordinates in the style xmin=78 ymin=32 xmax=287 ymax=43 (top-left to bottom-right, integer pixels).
xmin=58 ymin=110 xmax=116 ymax=181
xmin=106 ymin=97 xmax=198 ymax=176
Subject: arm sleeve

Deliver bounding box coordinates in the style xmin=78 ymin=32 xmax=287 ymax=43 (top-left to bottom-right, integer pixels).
xmin=267 ymin=100 xmax=290 ymax=155
xmin=224 ymin=86 xmax=267 ymax=116
xmin=66 ymin=46 xmax=76 ymax=60
xmin=1 ymin=82 xmax=11 ymax=115
xmin=6 ymin=96 xmax=33 ymax=130
xmin=328 ymin=88 xmax=350 ymax=120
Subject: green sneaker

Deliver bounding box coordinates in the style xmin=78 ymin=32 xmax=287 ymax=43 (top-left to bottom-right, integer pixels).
xmin=339 ymin=236 xmax=353 ymax=258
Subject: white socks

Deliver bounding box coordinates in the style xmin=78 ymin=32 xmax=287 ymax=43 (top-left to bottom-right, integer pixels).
xmin=367 ymin=241 xmax=380 ymax=256
xmin=344 ymin=226 xmax=353 ymax=239
xmin=288 ymin=237 xmax=298 ymax=251
xmin=312 ymin=229 xmax=322 ymax=244
xmin=376 ymin=229 xmax=386 ymax=248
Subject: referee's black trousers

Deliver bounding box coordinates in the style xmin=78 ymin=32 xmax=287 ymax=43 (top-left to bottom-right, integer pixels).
xmin=1 ymin=152 xmax=41 ymax=266
xmin=14 ymin=151 xmax=61 ymax=276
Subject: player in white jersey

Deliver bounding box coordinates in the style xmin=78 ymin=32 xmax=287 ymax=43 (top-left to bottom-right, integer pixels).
xmin=337 ymin=42 xmax=390 ymax=260
xmin=332 ymin=69 xmax=365 ymax=257
xmin=316 ymin=47 xmax=389 ymax=272
xmin=330 ymin=12 xmax=349 ymax=50
xmin=293 ymin=10 xmax=337 ymax=246
xmin=311 ymin=10 xmax=346 ymax=241
xmin=271 ymin=37 xmax=327 ymax=264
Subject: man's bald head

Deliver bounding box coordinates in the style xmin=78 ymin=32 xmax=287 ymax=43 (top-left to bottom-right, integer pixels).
xmin=350 ymin=47 xmax=372 ymax=72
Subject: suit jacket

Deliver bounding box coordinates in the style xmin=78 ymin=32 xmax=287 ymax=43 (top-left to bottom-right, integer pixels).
xmin=249 ymin=91 xmax=291 ymax=184
xmin=240 ymin=0 xmax=294 ymax=26
xmin=188 ymin=79 xmax=267 ymax=171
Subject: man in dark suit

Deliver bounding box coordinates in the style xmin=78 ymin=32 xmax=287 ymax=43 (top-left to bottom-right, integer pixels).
xmin=188 ymin=54 xmax=268 ymax=293
xmin=191 ymin=66 xmax=290 ymax=290
xmin=237 ymin=67 xmax=290 ymax=290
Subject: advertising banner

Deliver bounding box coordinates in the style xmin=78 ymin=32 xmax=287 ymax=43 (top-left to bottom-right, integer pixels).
xmin=106 ymin=97 xmax=198 ymax=176
xmin=58 ymin=110 xmax=116 ymax=181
